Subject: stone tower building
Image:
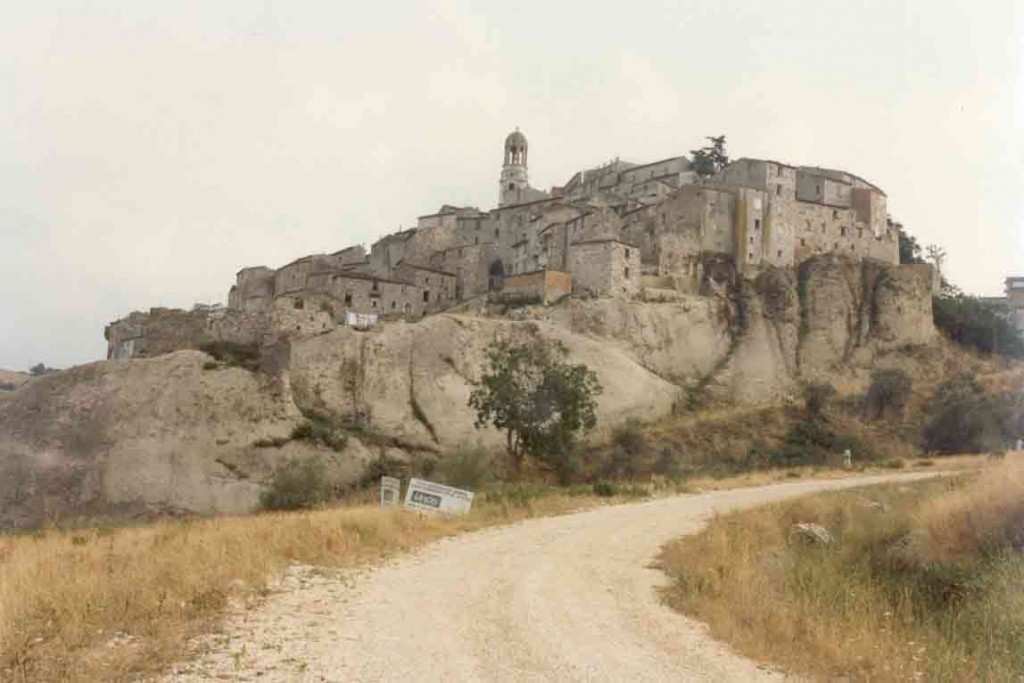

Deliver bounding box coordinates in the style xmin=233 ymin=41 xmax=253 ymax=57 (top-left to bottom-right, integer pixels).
xmin=499 ymin=128 xmax=530 ymax=207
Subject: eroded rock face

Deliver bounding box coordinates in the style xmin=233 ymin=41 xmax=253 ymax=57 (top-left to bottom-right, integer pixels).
xmin=0 ymin=257 xmax=939 ymax=528
xmin=797 ymin=256 xmax=937 ymax=376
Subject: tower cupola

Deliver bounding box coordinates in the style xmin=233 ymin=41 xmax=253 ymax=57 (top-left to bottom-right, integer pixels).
xmin=499 ymin=127 xmax=530 ymax=207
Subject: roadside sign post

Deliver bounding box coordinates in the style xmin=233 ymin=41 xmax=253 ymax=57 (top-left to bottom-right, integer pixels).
xmin=380 ymin=476 xmax=401 ymax=507
xmin=403 ymin=478 xmax=475 ymax=515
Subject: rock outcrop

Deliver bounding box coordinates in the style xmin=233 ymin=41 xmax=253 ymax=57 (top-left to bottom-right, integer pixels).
xmin=0 ymin=256 xmax=939 ymax=528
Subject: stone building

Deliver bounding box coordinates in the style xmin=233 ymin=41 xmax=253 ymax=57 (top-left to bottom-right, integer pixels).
xmin=109 ymin=128 xmax=909 ymax=356
xmin=1007 ymin=277 xmax=1024 ymax=334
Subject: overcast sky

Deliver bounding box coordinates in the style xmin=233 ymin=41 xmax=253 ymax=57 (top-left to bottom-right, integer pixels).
xmin=1 ymin=0 xmax=1021 ymax=370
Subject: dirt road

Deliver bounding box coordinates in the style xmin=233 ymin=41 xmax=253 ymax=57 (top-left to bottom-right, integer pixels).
xmin=166 ymin=473 xmax=936 ymax=682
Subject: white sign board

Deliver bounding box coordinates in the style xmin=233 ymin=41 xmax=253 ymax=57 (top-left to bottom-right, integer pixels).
xmin=380 ymin=476 xmax=401 ymax=507
xmin=403 ymin=478 xmax=475 ymax=515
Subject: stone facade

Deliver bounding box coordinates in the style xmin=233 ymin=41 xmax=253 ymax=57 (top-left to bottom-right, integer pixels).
xmin=108 ymin=130 xmax=910 ymax=358
xmin=568 ymin=240 xmax=641 ymax=297
xmin=499 ymin=270 xmax=572 ymax=305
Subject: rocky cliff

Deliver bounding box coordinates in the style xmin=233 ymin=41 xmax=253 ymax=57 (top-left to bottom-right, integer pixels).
xmin=0 ymin=257 xmax=939 ymax=528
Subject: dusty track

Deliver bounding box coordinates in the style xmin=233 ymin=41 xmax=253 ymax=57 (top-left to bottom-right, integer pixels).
xmin=166 ymin=472 xmax=937 ymax=682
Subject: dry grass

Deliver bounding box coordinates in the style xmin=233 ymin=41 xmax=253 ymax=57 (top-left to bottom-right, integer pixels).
xmin=0 ymin=490 xmax=596 ymax=682
xmin=914 ymin=454 xmax=1024 ymax=563
xmin=659 ymin=456 xmax=1024 ymax=681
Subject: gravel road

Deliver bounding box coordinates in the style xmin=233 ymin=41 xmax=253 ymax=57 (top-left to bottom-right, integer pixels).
xmin=166 ymin=472 xmax=935 ymax=682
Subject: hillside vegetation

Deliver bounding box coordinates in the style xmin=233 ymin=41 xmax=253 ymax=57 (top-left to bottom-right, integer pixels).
xmin=660 ymin=457 xmax=1024 ymax=680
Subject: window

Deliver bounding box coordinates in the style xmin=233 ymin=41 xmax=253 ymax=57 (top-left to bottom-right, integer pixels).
xmin=344 ymin=292 xmax=352 ymax=306
xmin=624 ymin=267 xmax=630 ymax=278
xmin=495 ymin=228 xmax=500 ymax=238
xmin=800 ymin=238 xmax=806 ymax=247
xmin=293 ymin=299 xmax=304 ymax=310
xmin=371 ymin=300 xmax=377 ymax=308
xmin=777 ymin=250 xmax=783 ymax=258
xmin=816 ymin=184 xmax=821 ymax=194
xmin=840 ymin=227 xmax=847 ymax=236
xmin=858 ymin=228 xmax=863 ymax=239
xmin=749 ymin=236 xmax=754 ymax=244
xmin=776 ymin=184 xmax=781 ymax=196
xmin=423 ymin=291 xmax=430 ymax=303
xmin=754 ymin=219 xmax=761 ymax=231
xmin=475 ymin=236 xmax=479 ymax=245
xmin=624 ymin=248 xmax=630 ymax=258
xmin=832 ymin=210 xmax=839 ymax=219
xmin=425 ymin=277 xmax=430 ymax=285
xmin=508 ymin=183 xmax=514 ymax=190
xmin=372 ymin=280 xmax=379 ymax=292
xmin=391 ymin=301 xmax=396 ymax=309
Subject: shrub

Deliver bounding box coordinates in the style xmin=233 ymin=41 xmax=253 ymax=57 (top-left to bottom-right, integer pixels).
xmin=198 ymin=341 xmax=260 ymax=371
xmin=605 ymin=418 xmax=647 ymax=480
xmin=253 ymin=436 xmax=290 ymax=449
xmin=359 ymin=453 xmax=411 ymax=488
xmin=933 ymin=292 xmax=1024 ymax=359
xmin=771 ymin=420 xmax=866 ymax=467
xmin=290 ymin=416 xmax=348 ymax=452
xmin=922 ymin=373 xmax=1017 ymax=454
xmin=592 ymin=481 xmax=618 ymax=497
xmin=653 ymin=446 xmax=682 ymax=478
xmin=437 ymin=445 xmax=494 ymax=490
xmin=260 ymin=457 xmax=330 ymax=511
xmin=864 ymin=369 xmax=912 ymax=420
xmin=0 ymin=383 xmax=16 ymax=392
xmin=802 ymin=382 xmax=836 ymax=419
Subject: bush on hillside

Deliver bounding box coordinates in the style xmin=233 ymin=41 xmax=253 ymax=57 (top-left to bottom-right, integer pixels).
xmin=290 ymin=417 xmax=348 ymax=452
xmin=864 ymin=369 xmax=913 ymax=421
xmin=603 ymin=418 xmax=647 ymax=480
xmin=198 ymin=340 xmax=261 ymax=371
xmin=260 ymin=457 xmax=331 ymax=511
xmin=922 ymin=373 xmax=1021 ymax=454
xmin=770 ymin=420 xmax=862 ymax=467
xmin=437 ymin=445 xmax=494 ymax=490
xmin=802 ymin=382 xmax=836 ymax=419
xmin=933 ymin=292 xmax=1024 ymax=360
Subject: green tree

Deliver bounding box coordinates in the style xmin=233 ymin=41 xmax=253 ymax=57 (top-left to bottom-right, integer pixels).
xmin=933 ymin=290 xmax=1024 ymax=359
xmin=897 ymin=225 xmax=925 ymax=264
xmin=864 ymin=369 xmax=913 ymax=421
xmin=690 ymin=135 xmax=729 ymax=178
xmin=802 ymin=381 xmax=836 ymax=420
xmin=469 ymin=339 xmax=602 ymax=480
xmin=260 ymin=457 xmax=331 ymax=511
xmin=28 ymin=363 xmax=54 ymax=377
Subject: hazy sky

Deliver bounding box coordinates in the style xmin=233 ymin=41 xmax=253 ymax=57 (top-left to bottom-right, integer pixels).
xmin=2 ymin=0 xmax=1022 ymax=370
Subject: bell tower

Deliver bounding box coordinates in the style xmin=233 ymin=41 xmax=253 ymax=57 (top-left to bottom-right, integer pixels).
xmin=499 ymin=128 xmax=529 ymax=207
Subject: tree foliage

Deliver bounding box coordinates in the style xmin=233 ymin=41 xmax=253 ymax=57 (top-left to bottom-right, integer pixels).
xmin=260 ymin=457 xmax=331 ymax=511
xmin=690 ymin=135 xmax=729 ymax=178
xmin=802 ymin=381 xmax=836 ymax=420
xmin=898 ymin=225 xmax=925 ymax=265
xmin=864 ymin=369 xmax=913 ymax=421
xmin=469 ymin=339 xmax=602 ymax=481
xmin=28 ymin=363 xmax=55 ymax=377
xmin=922 ymin=373 xmax=1023 ymax=454
xmin=933 ymin=288 xmax=1024 ymax=359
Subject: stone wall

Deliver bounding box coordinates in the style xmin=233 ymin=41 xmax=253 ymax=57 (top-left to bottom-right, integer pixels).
xmin=104 ymin=307 xmax=269 ymax=359
xmin=304 ymin=272 xmax=425 ymax=318
xmin=394 ymin=263 xmax=457 ymax=312
xmin=499 ymin=270 xmax=572 ymax=305
xmin=569 ymin=240 xmax=641 ymax=297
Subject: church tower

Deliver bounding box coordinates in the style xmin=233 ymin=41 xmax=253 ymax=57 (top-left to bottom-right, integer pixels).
xmin=499 ymin=128 xmax=529 ymax=207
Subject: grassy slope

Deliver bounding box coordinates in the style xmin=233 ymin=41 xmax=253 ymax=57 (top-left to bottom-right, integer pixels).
xmin=659 ymin=457 xmax=1024 ymax=681
xmin=0 ymin=487 xmax=604 ymax=682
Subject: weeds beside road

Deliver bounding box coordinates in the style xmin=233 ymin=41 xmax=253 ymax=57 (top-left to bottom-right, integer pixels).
xmin=660 ymin=455 xmax=1024 ymax=680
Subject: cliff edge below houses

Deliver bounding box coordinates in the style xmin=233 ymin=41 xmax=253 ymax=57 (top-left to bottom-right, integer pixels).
xmin=1 ymin=256 xmax=942 ymax=529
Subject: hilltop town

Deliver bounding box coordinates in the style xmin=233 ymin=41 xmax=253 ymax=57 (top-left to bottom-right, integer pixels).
xmin=104 ymin=130 xmax=909 ymax=358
